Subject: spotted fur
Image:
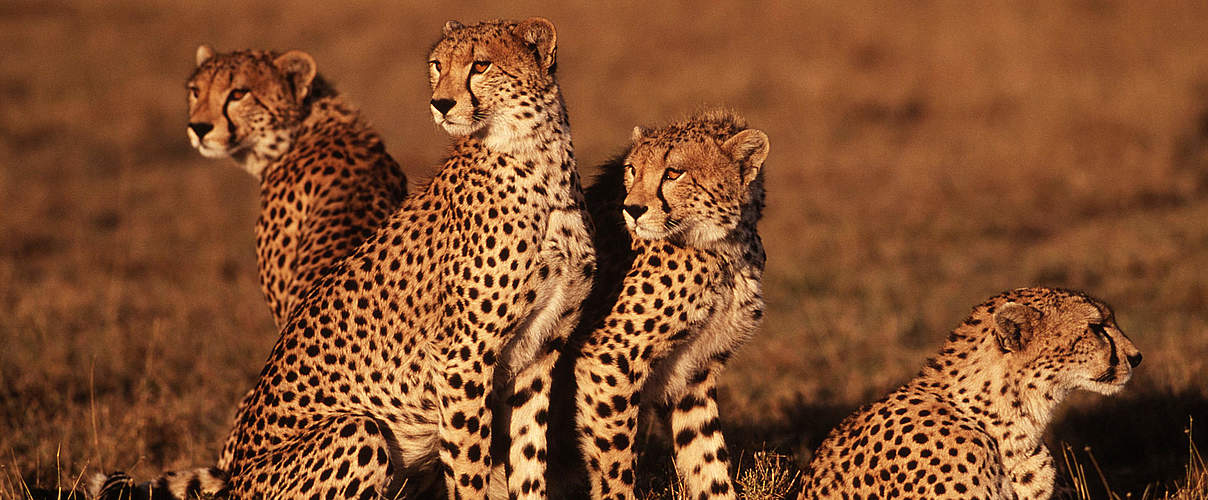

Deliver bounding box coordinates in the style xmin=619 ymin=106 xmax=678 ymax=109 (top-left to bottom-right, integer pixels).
xmin=184 ymin=45 xmax=408 ymax=327
xmin=92 ymin=18 xmax=592 ymax=500
xmin=572 ymin=110 xmax=768 ymax=500
xmin=425 ymin=18 xmax=596 ymax=500
xmin=800 ymin=288 xmax=1142 ymax=500
xmin=89 ymin=45 xmax=408 ymax=500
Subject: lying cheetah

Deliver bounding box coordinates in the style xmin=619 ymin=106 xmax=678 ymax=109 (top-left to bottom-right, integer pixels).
xmin=800 ymin=288 xmax=1142 ymax=500
xmin=93 ymin=17 xmax=594 ymax=500
xmin=574 ymin=110 xmax=768 ymax=500
xmin=187 ymin=45 xmax=407 ymax=327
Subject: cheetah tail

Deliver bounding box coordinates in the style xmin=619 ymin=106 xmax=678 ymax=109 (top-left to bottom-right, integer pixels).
xmin=87 ymin=467 xmax=228 ymax=500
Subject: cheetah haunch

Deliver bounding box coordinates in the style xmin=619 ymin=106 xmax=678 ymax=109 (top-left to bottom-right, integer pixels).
xmin=800 ymin=288 xmax=1141 ymax=500
xmin=573 ymin=110 xmax=768 ymax=500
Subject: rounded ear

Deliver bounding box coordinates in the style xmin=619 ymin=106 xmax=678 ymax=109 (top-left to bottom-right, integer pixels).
xmin=722 ymin=129 xmax=769 ymax=186
xmin=630 ymin=126 xmax=646 ymax=144
xmin=993 ymin=302 xmax=1042 ymax=352
xmin=443 ymin=20 xmax=464 ymax=35
xmin=196 ymin=44 xmax=215 ymax=66
xmin=516 ymin=17 xmax=557 ymax=70
xmin=273 ymin=50 xmax=317 ymax=101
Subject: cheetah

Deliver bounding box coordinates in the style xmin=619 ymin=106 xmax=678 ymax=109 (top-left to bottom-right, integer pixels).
xmin=88 ymin=44 xmax=410 ymax=500
xmin=186 ymin=45 xmax=407 ymax=328
xmin=799 ymin=287 xmax=1142 ymax=500
xmin=93 ymin=17 xmax=594 ymax=500
xmin=572 ymin=110 xmax=769 ymax=500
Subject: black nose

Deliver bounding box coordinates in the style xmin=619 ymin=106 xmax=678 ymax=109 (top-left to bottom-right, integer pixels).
xmin=188 ymin=122 xmax=214 ymax=139
xmin=623 ymin=205 xmax=648 ymax=220
xmin=1127 ymin=352 xmax=1142 ymax=368
xmin=431 ymin=99 xmax=456 ymax=115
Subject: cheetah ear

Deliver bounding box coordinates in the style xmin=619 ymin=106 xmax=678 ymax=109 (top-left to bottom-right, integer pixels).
xmin=196 ymin=44 xmax=215 ymax=66
xmin=273 ymin=50 xmax=317 ymax=102
xmin=722 ymin=129 xmax=769 ymax=186
xmin=443 ymin=20 xmax=464 ymax=35
xmin=993 ymin=302 xmax=1042 ymax=352
xmin=516 ymin=17 xmax=557 ymax=71
xmin=630 ymin=126 xmax=646 ymax=144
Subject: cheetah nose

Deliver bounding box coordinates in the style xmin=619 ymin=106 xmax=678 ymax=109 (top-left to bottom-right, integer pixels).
xmin=430 ymin=98 xmax=456 ymax=115
xmin=188 ymin=122 xmax=214 ymax=139
xmin=623 ymin=205 xmax=648 ymax=220
xmin=1127 ymin=352 xmax=1142 ymax=368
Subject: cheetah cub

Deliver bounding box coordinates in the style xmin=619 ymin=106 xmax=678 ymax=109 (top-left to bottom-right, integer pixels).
xmin=186 ymin=45 xmax=407 ymax=327
xmin=574 ymin=110 xmax=768 ymax=500
xmin=800 ymin=287 xmax=1142 ymax=500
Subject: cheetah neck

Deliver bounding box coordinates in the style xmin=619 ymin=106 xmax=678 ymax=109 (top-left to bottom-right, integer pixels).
xmin=918 ymin=327 xmax=1066 ymax=467
xmin=243 ymin=95 xmax=358 ymax=180
xmin=477 ymin=87 xmax=574 ymax=174
xmin=692 ymin=180 xmax=765 ymax=263
xmin=233 ymin=136 xmax=289 ymax=179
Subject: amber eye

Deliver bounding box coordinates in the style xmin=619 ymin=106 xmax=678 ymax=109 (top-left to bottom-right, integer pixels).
xmin=623 ymin=164 xmax=635 ymax=177
xmin=664 ymin=168 xmax=684 ymax=180
xmin=228 ymin=88 xmax=249 ymax=100
xmin=471 ymin=60 xmax=492 ymax=74
xmin=188 ymin=86 xmax=200 ymax=99
xmin=1089 ymin=323 xmax=1108 ymax=338
xmin=430 ymin=60 xmax=442 ymax=73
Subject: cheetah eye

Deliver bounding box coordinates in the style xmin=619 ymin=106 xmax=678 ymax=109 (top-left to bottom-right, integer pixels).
xmin=623 ymin=164 xmax=635 ymax=177
xmin=228 ymin=88 xmax=250 ymax=101
xmin=188 ymin=86 xmax=200 ymax=99
xmin=429 ymin=60 xmax=442 ymax=73
xmin=1089 ymin=323 xmax=1108 ymax=338
xmin=664 ymin=168 xmax=684 ymax=181
xmin=471 ymin=60 xmax=492 ymax=75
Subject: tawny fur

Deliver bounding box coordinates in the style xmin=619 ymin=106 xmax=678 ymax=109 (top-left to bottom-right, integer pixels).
xmin=800 ymin=288 xmax=1141 ymax=500
xmin=570 ymin=110 xmax=769 ymax=500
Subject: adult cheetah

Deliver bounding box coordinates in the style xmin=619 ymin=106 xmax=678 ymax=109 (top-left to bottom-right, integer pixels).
xmin=88 ymin=44 xmax=410 ymax=500
xmin=800 ymin=288 xmax=1142 ymax=500
xmin=573 ymin=110 xmax=769 ymax=500
xmin=187 ymin=45 xmax=407 ymax=327
xmin=93 ymin=17 xmax=594 ymax=500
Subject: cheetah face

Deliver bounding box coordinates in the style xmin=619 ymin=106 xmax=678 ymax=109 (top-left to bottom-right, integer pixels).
xmin=186 ymin=45 xmax=314 ymax=176
xmin=993 ymin=292 xmax=1142 ymax=396
xmin=621 ymin=125 xmax=768 ymax=245
xmin=427 ymin=18 xmax=557 ymax=138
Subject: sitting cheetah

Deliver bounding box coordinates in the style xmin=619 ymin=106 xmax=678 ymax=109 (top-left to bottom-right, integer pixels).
xmin=573 ymin=110 xmax=768 ymax=500
xmin=799 ymin=288 xmax=1142 ymax=500
xmin=93 ymin=17 xmax=594 ymax=500
xmin=88 ymin=44 xmax=410 ymax=500
xmin=187 ymin=45 xmax=407 ymax=327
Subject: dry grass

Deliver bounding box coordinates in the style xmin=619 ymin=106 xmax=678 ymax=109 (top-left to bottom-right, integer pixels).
xmin=2 ymin=1 xmax=1207 ymax=498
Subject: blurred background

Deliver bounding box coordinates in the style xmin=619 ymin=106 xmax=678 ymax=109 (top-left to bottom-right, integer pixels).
xmin=2 ymin=1 xmax=1206 ymax=497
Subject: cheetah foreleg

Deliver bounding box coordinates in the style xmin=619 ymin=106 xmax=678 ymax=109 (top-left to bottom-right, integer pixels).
xmin=667 ymin=361 xmax=737 ymax=500
xmin=497 ymin=207 xmax=595 ymax=500
xmin=436 ymin=317 xmax=499 ymax=500
xmin=575 ymin=339 xmax=648 ymax=500
xmin=1008 ymin=445 xmax=1055 ymax=500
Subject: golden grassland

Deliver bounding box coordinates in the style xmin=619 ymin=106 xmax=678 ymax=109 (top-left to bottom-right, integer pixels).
xmin=2 ymin=1 xmax=1207 ymax=497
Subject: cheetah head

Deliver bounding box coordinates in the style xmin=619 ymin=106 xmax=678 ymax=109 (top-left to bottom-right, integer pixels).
xmin=990 ymin=288 xmax=1142 ymax=396
xmin=621 ymin=110 xmax=768 ymax=245
xmin=186 ymin=45 xmax=318 ymax=177
xmin=427 ymin=18 xmax=558 ymax=138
